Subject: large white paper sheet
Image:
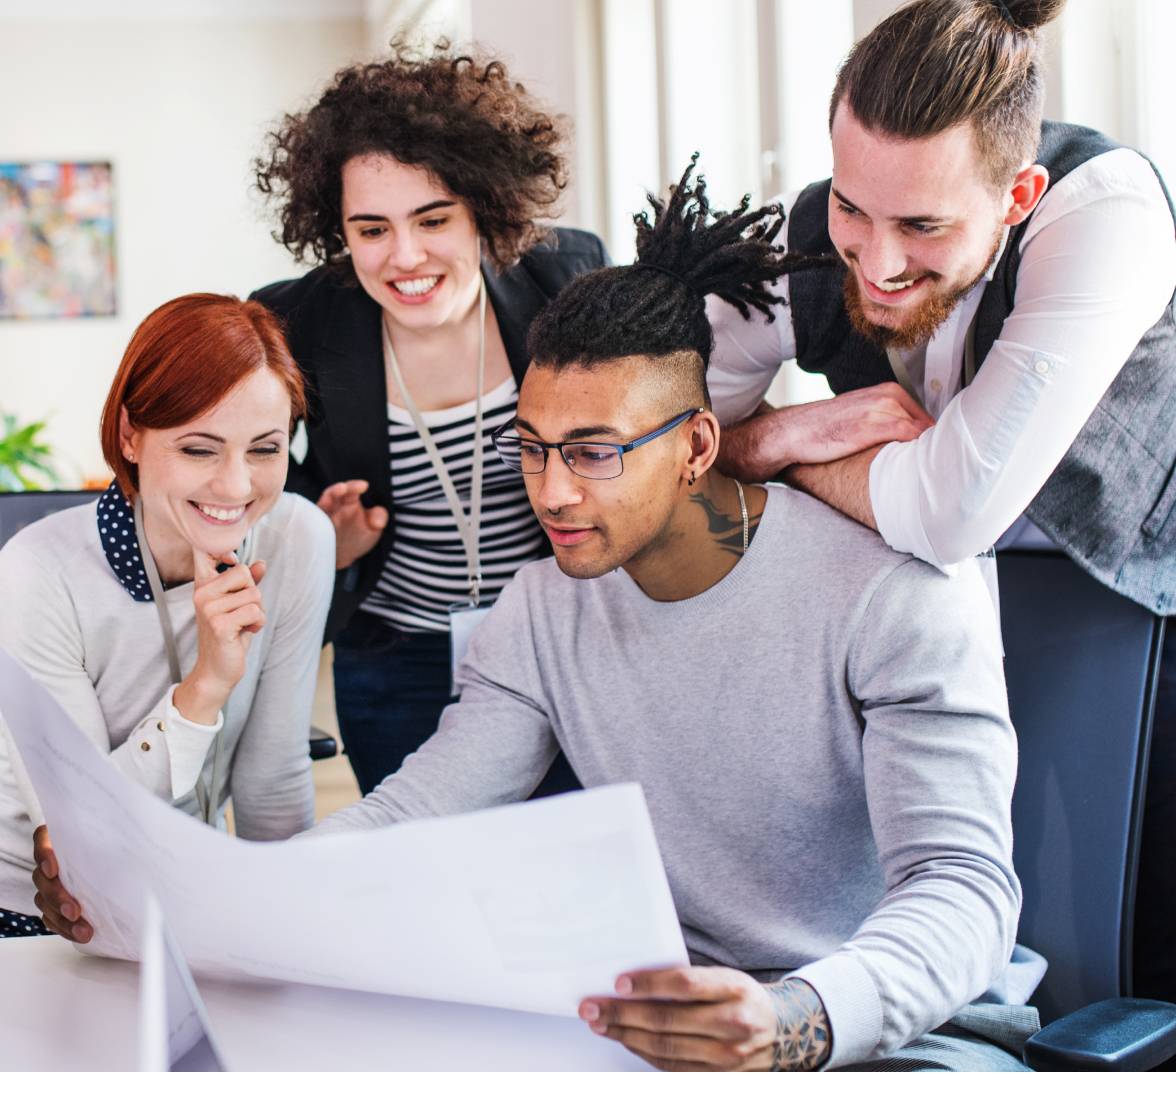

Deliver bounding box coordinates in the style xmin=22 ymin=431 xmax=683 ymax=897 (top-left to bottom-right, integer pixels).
xmin=137 ymin=892 xmax=226 ymax=1071
xmin=0 ymin=648 xmax=688 ymax=1016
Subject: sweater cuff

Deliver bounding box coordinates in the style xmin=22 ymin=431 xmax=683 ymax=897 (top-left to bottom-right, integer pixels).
xmin=789 ymin=951 xmax=883 ymax=1069
xmin=122 ymin=686 xmax=221 ymax=801
xmin=162 ymin=684 xmax=223 ymax=799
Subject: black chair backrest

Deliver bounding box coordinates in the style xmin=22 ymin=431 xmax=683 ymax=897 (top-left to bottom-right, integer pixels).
xmin=1000 ymin=550 xmax=1165 ymax=1023
xmin=0 ymin=490 xmax=99 ymax=550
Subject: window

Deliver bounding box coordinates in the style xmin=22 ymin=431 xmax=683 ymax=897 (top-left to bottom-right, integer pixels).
xmin=599 ymin=0 xmax=853 ymax=403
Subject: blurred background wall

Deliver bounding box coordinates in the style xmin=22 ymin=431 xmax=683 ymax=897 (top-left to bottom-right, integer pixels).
xmin=1 ymin=0 xmax=1171 ymax=485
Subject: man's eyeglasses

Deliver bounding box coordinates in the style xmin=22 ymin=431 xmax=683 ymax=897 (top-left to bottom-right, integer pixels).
xmin=492 ymin=408 xmax=704 ymax=480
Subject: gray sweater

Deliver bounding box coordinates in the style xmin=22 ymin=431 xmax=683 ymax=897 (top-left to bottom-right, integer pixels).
xmin=314 ymin=484 xmax=1024 ymax=1067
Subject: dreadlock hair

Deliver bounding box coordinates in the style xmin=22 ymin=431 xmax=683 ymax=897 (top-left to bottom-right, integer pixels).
xmin=527 ymin=154 xmax=837 ymax=409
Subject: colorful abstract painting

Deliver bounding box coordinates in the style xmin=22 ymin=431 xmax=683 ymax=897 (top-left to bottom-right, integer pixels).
xmin=0 ymin=161 xmax=116 ymax=319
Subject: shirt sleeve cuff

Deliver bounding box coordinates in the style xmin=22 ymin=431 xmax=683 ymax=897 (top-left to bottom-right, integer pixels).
xmin=127 ymin=686 xmax=222 ymax=801
xmin=788 ymin=951 xmax=884 ymax=1069
xmin=869 ymin=441 xmax=958 ymax=574
xmin=165 ymin=685 xmax=222 ymax=798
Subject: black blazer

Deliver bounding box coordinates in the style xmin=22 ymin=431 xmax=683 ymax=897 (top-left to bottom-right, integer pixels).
xmin=252 ymin=227 xmax=610 ymax=642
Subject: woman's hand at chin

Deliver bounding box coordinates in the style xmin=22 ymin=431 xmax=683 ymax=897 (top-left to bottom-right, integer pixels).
xmin=172 ymin=549 xmax=267 ymax=725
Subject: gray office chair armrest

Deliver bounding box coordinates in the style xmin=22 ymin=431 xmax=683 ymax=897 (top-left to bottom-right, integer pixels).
xmin=1023 ymin=998 xmax=1176 ymax=1071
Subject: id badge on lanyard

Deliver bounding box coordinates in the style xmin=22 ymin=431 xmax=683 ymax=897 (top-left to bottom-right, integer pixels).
xmin=384 ymin=277 xmax=493 ymax=695
xmin=448 ymin=600 xmax=493 ymax=695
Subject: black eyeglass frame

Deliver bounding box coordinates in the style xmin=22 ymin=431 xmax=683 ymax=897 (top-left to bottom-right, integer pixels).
xmin=491 ymin=407 xmax=705 ymax=480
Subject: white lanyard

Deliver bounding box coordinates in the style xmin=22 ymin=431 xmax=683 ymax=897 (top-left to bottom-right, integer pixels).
xmin=382 ymin=276 xmax=487 ymax=607
xmin=133 ymin=498 xmax=223 ymax=827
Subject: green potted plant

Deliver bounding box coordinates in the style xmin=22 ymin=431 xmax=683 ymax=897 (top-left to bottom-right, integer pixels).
xmin=0 ymin=412 xmax=61 ymax=491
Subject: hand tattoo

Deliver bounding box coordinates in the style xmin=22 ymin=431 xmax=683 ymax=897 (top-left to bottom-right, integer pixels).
xmin=764 ymin=979 xmax=831 ymax=1071
xmin=690 ymin=492 xmax=761 ymax=556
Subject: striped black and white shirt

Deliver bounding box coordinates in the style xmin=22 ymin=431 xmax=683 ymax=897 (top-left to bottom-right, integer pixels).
xmin=359 ymin=376 xmax=546 ymax=633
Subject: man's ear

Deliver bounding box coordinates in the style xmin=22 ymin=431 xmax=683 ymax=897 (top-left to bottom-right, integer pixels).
xmin=685 ymin=410 xmax=722 ymax=481
xmin=1003 ymin=163 xmax=1049 ymax=227
xmin=118 ymin=406 xmax=140 ymax=464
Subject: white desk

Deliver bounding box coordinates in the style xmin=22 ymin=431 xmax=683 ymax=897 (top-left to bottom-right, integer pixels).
xmin=0 ymin=937 xmax=650 ymax=1071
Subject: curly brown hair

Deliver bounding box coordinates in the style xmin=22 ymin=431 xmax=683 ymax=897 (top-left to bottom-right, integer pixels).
xmin=255 ymin=40 xmax=569 ymax=274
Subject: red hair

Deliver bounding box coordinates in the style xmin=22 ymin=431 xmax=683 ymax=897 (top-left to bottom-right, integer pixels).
xmin=100 ymin=294 xmax=306 ymax=498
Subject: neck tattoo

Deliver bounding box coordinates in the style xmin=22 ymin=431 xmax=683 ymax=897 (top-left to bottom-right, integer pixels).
xmin=689 ymin=480 xmax=758 ymax=558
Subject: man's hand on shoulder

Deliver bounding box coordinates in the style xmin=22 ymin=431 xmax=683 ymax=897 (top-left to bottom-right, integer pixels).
xmin=579 ymin=966 xmax=830 ymax=1071
xmin=718 ymin=383 xmax=932 ymax=482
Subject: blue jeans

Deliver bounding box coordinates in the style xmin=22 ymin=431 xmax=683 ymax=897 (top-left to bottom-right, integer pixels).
xmin=836 ymin=1013 xmax=1035 ymax=1072
xmin=332 ymin=611 xmax=580 ymax=799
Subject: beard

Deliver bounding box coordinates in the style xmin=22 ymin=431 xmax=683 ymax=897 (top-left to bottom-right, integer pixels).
xmin=843 ymin=228 xmax=1004 ymax=350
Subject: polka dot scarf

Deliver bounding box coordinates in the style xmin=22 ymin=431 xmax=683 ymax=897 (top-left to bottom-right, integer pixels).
xmin=0 ymin=908 xmax=51 ymax=938
xmin=96 ymin=481 xmax=153 ymax=602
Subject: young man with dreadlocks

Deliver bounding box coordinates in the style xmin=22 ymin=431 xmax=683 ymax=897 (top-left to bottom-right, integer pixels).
xmin=37 ymin=163 xmax=1036 ymax=1070
xmin=707 ymin=0 xmax=1176 ymax=1004
xmin=310 ymin=162 xmax=1036 ymax=1071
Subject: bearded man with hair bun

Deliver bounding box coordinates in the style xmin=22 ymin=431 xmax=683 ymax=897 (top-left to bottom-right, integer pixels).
xmin=710 ymin=0 xmax=1176 ymax=1005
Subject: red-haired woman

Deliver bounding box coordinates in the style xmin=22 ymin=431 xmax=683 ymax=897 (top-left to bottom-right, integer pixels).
xmin=0 ymin=293 xmax=335 ymax=940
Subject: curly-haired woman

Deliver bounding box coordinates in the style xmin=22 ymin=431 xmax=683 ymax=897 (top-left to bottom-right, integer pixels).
xmin=252 ymin=42 xmax=607 ymax=796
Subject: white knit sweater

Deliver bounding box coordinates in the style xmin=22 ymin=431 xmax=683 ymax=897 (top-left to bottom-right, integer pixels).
xmin=0 ymin=493 xmax=334 ymax=914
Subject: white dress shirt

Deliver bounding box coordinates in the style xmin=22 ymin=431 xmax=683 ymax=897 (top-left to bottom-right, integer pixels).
xmin=708 ymin=148 xmax=1176 ymax=569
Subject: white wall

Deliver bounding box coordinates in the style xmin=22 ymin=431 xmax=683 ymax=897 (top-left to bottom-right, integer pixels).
xmin=0 ymin=15 xmax=366 ymax=483
xmin=1134 ymin=0 xmax=1176 ymax=187
xmin=468 ymin=0 xmax=592 ymax=231
xmin=2 ymin=1 xmax=1165 ymax=484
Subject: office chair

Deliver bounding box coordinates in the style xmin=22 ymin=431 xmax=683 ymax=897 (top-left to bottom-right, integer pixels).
xmin=0 ymin=490 xmax=338 ymax=761
xmin=998 ymin=545 xmax=1176 ymax=1069
xmin=0 ymin=488 xmax=99 ymax=540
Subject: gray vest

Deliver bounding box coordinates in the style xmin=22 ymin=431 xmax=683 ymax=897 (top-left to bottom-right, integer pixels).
xmin=785 ymin=121 xmax=1176 ymax=615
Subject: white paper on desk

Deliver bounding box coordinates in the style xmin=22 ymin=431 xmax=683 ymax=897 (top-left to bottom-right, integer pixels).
xmin=0 ymin=648 xmax=688 ymax=1016
xmin=138 ymin=891 xmax=227 ymax=1072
